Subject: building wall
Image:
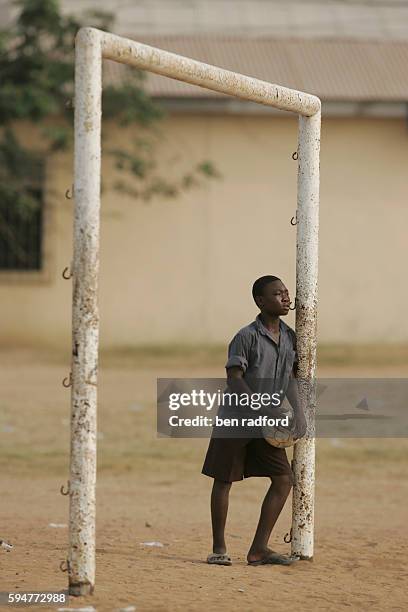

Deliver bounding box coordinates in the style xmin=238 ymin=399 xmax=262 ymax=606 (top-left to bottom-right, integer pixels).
xmin=1 ymin=115 xmax=407 ymax=348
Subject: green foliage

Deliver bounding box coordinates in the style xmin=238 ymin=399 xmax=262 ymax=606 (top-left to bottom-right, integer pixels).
xmin=0 ymin=128 xmax=43 ymax=265
xmin=110 ymin=139 xmax=221 ymax=202
xmin=0 ymin=0 xmax=220 ymax=263
xmin=0 ymin=128 xmax=42 ymax=218
xmin=103 ymin=82 xmax=163 ymax=127
xmin=0 ymin=0 xmax=80 ymax=126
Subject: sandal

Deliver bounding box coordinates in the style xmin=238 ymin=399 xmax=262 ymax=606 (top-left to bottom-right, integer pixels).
xmin=207 ymin=552 xmax=232 ymax=566
xmin=248 ymin=551 xmax=296 ymax=566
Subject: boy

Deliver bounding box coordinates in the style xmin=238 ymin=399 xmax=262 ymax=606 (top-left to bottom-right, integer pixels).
xmin=202 ymin=275 xmax=307 ymax=566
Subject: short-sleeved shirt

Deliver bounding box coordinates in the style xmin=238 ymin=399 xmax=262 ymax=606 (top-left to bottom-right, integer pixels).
xmin=225 ymin=314 xmax=298 ymax=399
xmin=202 ymin=315 xmax=298 ymax=469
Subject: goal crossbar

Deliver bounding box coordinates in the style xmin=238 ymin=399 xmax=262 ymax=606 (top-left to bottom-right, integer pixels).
xmin=69 ymin=27 xmax=320 ymax=595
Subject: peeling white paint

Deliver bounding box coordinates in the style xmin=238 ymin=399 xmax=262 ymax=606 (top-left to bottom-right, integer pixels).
xmin=70 ymin=27 xmax=102 ymax=597
xmin=100 ymin=31 xmax=320 ymax=117
xmin=291 ymin=111 xmax=321 ymax=560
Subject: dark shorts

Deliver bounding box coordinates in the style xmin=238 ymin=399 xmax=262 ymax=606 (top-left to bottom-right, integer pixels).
xmin=201 ymin=436 xmax=293 ymax=483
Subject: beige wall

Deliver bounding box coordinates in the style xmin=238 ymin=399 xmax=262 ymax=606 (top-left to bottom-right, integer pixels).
xmin=1 ymin=115 xmax=407 ymax=348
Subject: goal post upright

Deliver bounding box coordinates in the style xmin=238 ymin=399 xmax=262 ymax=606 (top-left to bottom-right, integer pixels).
xmin=291 ymin=111 xmax=321 ymax=560
xmin=69 ymin=26 xmax=321 ymax=595
xmin=69 ymin=29 xmax=102 ymax=596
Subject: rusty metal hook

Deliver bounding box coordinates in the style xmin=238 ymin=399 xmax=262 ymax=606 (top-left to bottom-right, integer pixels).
xmin=290 ymin=213 xmax=298 ymax=226
xmin=60 ymin=481 xmax=70 ymax=496
xmin=289 ymin=298 xmax=297 ymax=311
xmin=292 ymin=151 xmax=298 ymax=161
xmin=65 ymin=186 xmax=74 ymax=200
xmin=62 ymin=266 xmax=72 ymax=280
xmin=284 ymin=528 xmax=293 ymax=543
xmin=62 ymin=373 xmax=72 ymax=388
xmin=59 ymin=560 xmax=70 ymax=573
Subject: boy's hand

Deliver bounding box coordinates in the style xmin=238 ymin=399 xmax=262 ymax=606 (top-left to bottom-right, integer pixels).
xmin=293 ymin=412 xmax=307 ymax=439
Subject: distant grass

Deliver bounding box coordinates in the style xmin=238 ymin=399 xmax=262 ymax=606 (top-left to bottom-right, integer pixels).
xmin=0 ymin=449 xmax=69 ymax=476
xmin=100 ymin=342 xmax=408 ymax=368
xmin=99 ymin=344 xmax=227 ymax=368
xmin=317 ymin=439 xmax=408 ymax=465
xmin=2 ymin=438 xmax=407 ymax=478
xmin=2 ymin=343 xmax=408 ymax=368
xmin=317 ymin=343 xmax=408 ymax=367
xmin=0 ymin=445 xmax=206 ymax=477
xmin=1 ymin=347 xmax=406 ymax=483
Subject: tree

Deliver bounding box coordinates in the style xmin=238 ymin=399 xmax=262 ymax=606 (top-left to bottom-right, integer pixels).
xmin=0 ymin=0 xmax=219 ymax=267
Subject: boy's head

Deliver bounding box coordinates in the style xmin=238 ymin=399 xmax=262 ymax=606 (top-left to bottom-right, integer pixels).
xmin=252 ymin=275 xmax=291 ymax=316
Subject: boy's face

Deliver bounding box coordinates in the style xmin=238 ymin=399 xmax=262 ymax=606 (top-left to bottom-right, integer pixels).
xmin=256 ymin=280 xmax=291 ymax=316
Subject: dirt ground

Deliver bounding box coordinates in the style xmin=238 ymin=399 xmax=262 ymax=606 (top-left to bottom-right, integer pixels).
xmin=0 ymin=348 xmax=407 ymax=612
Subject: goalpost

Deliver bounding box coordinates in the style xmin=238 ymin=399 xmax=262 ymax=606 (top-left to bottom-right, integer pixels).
xmin=68 ymin=27 xmax=320 ymax=595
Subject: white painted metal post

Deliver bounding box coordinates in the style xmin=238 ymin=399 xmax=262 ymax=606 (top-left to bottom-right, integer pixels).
xmin=291 ymin=111 xmax=321 ymax=559
xmin=69 ymin=27 xmax=320 ymax=593
xmin=69 ymin=27 xmax=102 ymax=596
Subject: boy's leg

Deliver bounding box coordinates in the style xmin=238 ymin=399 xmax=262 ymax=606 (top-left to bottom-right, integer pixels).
xmin=202 ymin=436 xmax=248 ymax=562
xmin=211 ymin=479 xmax=232 ymax=554
xmin=247 ymin=474 xmax=293 ymax=563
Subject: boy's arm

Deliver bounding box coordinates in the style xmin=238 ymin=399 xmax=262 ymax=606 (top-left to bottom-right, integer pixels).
xmin=226 ymin=365 xmax=254 ymax=396
xmin=286 ymin=370 xmax=307 ymax=439
xmin=225 ymin=331 xmax=253 ymax=396
xmin=285 ymin=329 xmax=307 ymax=439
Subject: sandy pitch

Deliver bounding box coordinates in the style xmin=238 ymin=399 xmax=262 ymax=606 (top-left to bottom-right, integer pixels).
xmin=0 ymin=351 xmax=407 ymax=611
